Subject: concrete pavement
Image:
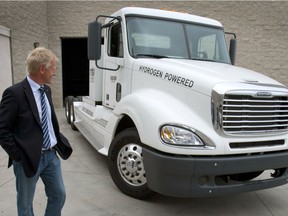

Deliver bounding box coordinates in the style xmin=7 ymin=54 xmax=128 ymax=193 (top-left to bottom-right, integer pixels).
xmin=1 ymin=108 xmax=288 ymax=216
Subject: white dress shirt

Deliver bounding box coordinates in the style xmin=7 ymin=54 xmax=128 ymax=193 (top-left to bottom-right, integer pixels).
xmin=27 ymin=76 xmax=57 ymax=148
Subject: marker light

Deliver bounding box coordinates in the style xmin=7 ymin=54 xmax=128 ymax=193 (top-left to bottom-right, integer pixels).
xmin=160 ymin=125 xmax=204 ymax=146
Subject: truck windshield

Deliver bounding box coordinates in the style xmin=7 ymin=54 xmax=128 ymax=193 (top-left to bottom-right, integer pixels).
xmin=126 ymin=16 xmax=231 ymax=64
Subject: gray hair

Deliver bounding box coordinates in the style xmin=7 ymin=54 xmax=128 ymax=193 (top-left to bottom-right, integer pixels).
xmin=26 ymin=47 xmax=58 ymax=75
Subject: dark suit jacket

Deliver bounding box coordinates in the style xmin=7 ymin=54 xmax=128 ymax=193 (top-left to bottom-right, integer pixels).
xmin=0 ymin=78 xmax=72 ymax=177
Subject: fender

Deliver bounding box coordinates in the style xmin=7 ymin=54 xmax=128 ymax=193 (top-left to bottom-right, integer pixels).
xmin=113 ymin=88 xmax=221 ymax=154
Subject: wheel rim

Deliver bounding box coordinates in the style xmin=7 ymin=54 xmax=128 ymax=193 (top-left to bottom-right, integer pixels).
xmin=117 ymin=144 xmax=147 ymax=186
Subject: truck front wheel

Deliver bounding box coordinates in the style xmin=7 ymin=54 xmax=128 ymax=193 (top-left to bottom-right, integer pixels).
xmin=108 ymin=128 xmax=156 ymax=199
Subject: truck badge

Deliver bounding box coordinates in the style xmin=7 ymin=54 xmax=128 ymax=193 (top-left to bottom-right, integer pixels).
xmin=256 ymin=92 xmax=272 ymax=97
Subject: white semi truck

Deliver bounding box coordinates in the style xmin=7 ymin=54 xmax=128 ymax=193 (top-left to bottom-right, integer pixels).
xmin=65 ymin=7 xmax=288 ymax=199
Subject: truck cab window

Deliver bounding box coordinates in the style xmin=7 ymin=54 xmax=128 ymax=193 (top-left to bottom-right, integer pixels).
xmin=126 ymin=16 xmax=230 ymax=63
xmin=108 ymin=23 xmax=123 ymax=57
xmin=186 ymin=25 xmax=229 ymax=63
xmin=198 ymin=34 xmax=218 ymax=59
xmin=127 ymin=17 xmax=188 ymax=58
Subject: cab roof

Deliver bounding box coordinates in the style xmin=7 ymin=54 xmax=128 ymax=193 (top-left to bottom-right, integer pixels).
xmin=112 ymin=7 xmax=223 ymax=28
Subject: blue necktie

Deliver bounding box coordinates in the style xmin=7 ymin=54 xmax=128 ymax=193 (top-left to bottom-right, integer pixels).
xmin=39 ymin=86 xmax=51 ymax=150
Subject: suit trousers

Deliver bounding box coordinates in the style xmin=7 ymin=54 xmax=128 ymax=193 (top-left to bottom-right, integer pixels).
xmin=13 ymin=150 xmax=66 ymax=216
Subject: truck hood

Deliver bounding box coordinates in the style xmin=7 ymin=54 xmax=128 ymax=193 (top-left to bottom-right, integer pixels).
xmin=134 ymin=58 xmax=283 ymax=96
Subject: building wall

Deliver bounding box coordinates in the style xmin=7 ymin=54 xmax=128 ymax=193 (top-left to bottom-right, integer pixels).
xmin=0 ymin=26 xmax=13 ymax=100
xmin=0 ymin=1 xmax=49 ymax=82
xmin=0 ymin=1 xmax=288 ymax=107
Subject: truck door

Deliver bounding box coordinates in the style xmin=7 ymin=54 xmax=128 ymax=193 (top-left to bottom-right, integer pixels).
xmin=103 ymin=22 xmax=124 ymax=108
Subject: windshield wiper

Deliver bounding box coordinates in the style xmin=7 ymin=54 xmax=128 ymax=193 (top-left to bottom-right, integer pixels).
xmin=134 ymin=54 xmax=169 ymax=59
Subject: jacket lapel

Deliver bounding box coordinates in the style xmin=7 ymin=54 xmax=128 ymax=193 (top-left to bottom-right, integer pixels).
xmin=22 ymin=78 xmax=41 ymax=126
xmin=44 ymin=85 xmax=53 ymax=108
xmin=43 ymin=85 xmax=60 ymax=134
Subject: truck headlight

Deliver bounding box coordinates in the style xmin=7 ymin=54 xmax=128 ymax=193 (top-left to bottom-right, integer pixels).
xmin=160 ymin=125 xmax=204 ymax=146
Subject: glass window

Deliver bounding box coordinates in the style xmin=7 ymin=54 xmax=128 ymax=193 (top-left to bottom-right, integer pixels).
xmin=186 ymin=24 xmax=230 ymax=63
xmin=126 ymin=16 xmax=231 ymax=64
xmin=108 ymin=23 xmax=123 ymax=57
xmin=126 ymin=17 xmax=188 ymax=58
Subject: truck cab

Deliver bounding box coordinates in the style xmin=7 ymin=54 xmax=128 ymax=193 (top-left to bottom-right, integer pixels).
xmin=67 ymin=7 xmax=288 ymax=199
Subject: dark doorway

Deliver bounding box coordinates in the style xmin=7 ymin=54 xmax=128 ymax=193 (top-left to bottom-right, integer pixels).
xmin=61 ymin=38 xmax=89 ymax=103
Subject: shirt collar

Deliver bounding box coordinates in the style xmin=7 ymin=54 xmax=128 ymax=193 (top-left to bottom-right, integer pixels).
xmin=27 ymin=76 xmax=42 ymax=93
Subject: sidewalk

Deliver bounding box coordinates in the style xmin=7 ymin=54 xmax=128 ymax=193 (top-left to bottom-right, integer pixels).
xmin=1 ymin=108 xmax=288 ymax=216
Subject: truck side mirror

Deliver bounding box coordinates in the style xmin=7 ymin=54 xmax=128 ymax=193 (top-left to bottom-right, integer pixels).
xmin=229 ymin=38 xmax=237 ymax=65
xmin=88 ymin=21 xmax=102 ymax=60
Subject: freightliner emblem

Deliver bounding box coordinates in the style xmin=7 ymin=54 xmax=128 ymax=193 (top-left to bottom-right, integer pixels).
xmin=256 ymin=92 xmax=272 ymax=97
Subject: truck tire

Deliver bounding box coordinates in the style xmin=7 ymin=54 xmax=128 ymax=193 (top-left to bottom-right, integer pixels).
xmin=64 ymin=96 xmax=71 ymax=124
xmin=68 ymin=96 xmax=77 ymax=131
xmin=108 ymin=128 xmax=156 ymax=199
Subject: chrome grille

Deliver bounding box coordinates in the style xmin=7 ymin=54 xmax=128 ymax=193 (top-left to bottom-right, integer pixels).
xmin=222 ymin=93 xmax=288 ymax=135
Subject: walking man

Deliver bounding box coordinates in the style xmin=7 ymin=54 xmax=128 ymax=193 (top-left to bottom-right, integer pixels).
xmin=0 ymin=47 xmax=73 ymax=216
